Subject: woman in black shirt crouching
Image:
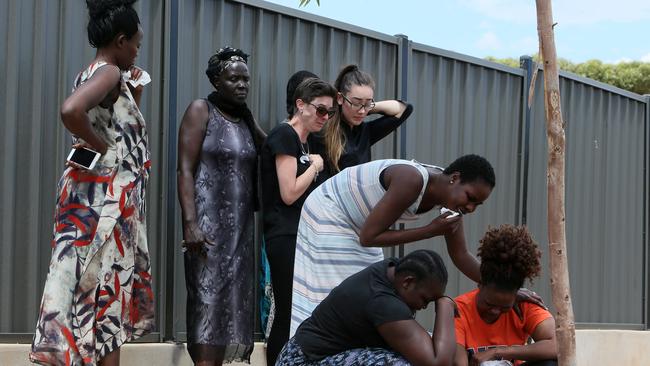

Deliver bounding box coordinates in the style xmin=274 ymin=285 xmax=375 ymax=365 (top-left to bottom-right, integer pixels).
xmin=277 ymin=249 xmax=456 ymax=366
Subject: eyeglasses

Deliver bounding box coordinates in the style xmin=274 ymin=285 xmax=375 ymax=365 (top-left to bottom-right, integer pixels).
xmin=341 ymin=94 xmax=375 ymax=112
xmin=308 ymin=103 xmax=336 ymax=118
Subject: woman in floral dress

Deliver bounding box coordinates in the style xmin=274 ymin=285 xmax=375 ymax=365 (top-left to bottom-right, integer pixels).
xmin=30 ymin=1 xmax=154 ymax=365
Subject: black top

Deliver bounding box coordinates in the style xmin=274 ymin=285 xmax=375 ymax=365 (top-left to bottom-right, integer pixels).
xmin=261 ymin=123 xmax=320 ymax=240
xmin=312 ymin=103 xmax=413 ymax=176
xmin=295 ymin=258 xmax=414 ymax=360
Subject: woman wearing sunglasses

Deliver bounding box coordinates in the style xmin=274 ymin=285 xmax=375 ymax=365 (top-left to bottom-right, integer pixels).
xmin=260 ymin=77 xmax=338 ymax=365
xmin=322 ymin=64 xmax=413 ymax=175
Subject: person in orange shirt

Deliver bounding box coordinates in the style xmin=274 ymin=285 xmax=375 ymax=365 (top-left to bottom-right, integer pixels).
xmin=453 ymin=225 xmax=558 ymax=366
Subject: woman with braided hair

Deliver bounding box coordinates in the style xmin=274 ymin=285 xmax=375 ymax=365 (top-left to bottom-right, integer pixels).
xmin=277 ymin=249 xmax=457 ymax=366
xmin=31 ymin=1 xmax=153 ymax=365
xmin=453 ymin=225 xmax=558 ymax=366
xmin=177 ymin=46 xmax=265 ymax=365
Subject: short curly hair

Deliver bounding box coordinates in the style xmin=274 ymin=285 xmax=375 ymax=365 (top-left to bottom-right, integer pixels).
xmin=478 ymin=224 xmax=541 ymax=291
xmin=443 ymin=154 xmax=495 ymax=188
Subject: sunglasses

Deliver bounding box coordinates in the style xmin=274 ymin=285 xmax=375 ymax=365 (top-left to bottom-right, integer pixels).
xmin=308 ymin=102 xmax=336 ymax=118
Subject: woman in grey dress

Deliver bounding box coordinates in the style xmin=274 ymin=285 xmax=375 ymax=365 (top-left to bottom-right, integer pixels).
xmin=177 ymin=47 xmax=265 ymax=366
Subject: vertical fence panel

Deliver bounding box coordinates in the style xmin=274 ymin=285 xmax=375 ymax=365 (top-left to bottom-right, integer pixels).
xmin=642 ymin=94 xmax=650 ymax=329
xmin=403 ymin=45 xmax=525 ymax=328
xmin=525 ymin=69 xmax=647 ymax=326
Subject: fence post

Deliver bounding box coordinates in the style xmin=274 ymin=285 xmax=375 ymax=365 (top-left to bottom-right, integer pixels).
xmin=162 ymin=0 xmax=179 ymax=342
xmin=396 ymin=34 xmax=409 ymax=161
xmin=642 ymin=94 xmax=650 ymax=330
xmin=518 ymin=56 xmax=534 ymax=226
xmin=395 ymin=34 xmax=410 ymax=258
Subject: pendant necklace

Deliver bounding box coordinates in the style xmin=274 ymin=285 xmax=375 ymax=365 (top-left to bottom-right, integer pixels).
xmin=299 ymin=140 xmax=310 ymax=164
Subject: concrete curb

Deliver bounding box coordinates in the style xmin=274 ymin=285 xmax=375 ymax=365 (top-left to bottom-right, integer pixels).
xmin=2 ymin=342 xmax=266 ymax=366
xmin=4 ymin=330 xmax=650 ymax=365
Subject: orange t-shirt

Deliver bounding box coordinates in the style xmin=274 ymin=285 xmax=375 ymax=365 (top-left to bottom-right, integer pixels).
xmin=454 ymin=288 xmax=552 ymax=365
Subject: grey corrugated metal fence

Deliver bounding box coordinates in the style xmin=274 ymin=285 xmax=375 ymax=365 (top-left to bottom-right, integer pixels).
xmin=0 ymin=0 xmax=648 ymax=342
xmin=523 ymin=63 xmax=648 ymax=327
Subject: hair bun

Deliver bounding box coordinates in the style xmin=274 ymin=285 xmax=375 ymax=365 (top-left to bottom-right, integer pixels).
xmin=86 ymin=0 xmax=137 ymax=19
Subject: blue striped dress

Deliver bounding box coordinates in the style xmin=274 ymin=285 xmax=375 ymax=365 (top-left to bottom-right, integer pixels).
xmin=290 ymin=159 xmax=437 ymax=335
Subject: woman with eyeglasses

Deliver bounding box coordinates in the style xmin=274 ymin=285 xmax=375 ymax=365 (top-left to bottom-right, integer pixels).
xmin=321 ymin=64 xmax=413 ymax=175
xmin=260 ymin=77 xmax=338 ymax=365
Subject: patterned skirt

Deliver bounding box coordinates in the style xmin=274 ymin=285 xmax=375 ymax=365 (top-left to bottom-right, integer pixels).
xmin=276 ymin=338 xmax=411 ymax=366
xmin=30 ymin=164 xmax=154 ymax=366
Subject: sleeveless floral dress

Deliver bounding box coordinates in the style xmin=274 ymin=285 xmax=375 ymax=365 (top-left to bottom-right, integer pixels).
xmin=30 ymin=62 xmax=154 ymax=366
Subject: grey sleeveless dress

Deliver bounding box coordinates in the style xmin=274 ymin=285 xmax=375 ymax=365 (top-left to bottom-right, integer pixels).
xmin=184 ymin=100 xmax=255 ymax=361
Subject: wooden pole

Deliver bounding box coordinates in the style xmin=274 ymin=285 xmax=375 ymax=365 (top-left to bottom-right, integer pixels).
xmin=535 ymin=1 xmax=577 ymax=365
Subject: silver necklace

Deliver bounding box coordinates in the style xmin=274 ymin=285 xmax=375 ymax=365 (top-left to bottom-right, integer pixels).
xmin=299 ymin=141 xmax=310 ymax=164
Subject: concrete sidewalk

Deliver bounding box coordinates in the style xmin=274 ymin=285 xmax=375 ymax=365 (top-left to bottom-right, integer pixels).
xmin=3 ymin=330 xmax=650 ymax=365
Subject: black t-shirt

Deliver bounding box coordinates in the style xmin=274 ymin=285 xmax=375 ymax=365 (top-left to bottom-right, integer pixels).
xmin=261 ymin=123 xmax=320 ymax=240
xmin=312 ymin=103 xmax=413 ymax=175
xmin=295 ymin=258 xmax=414 ymax=360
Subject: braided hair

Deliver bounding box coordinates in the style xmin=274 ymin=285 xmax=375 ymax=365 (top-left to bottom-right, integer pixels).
xmin=86 ymin=0 xmax=140 ymax=48
xmin=395 ymin=249 xmax=448 ymax=286
xmin=205 ymin=46 xmax=249 ymax=85
xmin=478 ymin=225 xmax=541 ymax=291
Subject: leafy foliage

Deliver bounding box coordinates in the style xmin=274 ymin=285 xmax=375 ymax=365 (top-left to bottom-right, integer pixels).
xmin=486 ymin=55 xmax=650 ymax=95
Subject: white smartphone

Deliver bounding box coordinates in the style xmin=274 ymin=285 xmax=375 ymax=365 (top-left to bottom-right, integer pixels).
xmin=67 ymin=147 xmax=101 ymax=170
xmin=440 ymin=207 xmax=460 ymax=219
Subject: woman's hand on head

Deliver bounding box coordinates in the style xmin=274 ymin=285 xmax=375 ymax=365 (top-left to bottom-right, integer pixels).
xmin=370 ymin=100 xmax=407 ymax=118
xmin=513 ymin=288 xmax=547 ymax=320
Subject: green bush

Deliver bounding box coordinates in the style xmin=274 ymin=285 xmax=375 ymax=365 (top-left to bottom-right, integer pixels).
xmin=486 ymin=56 xmax=650 ymax=95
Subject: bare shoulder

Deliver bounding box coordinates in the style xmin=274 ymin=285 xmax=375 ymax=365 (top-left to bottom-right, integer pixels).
xmin=383 ymin=163 xmax=425 ymax=189
xmin=182 ymin=99 xmax=210 ymax=125
xmin=188 ymin=99 xmax=210 ymax=115
xmin=88 ymin=63 xmax=121 ymax=84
